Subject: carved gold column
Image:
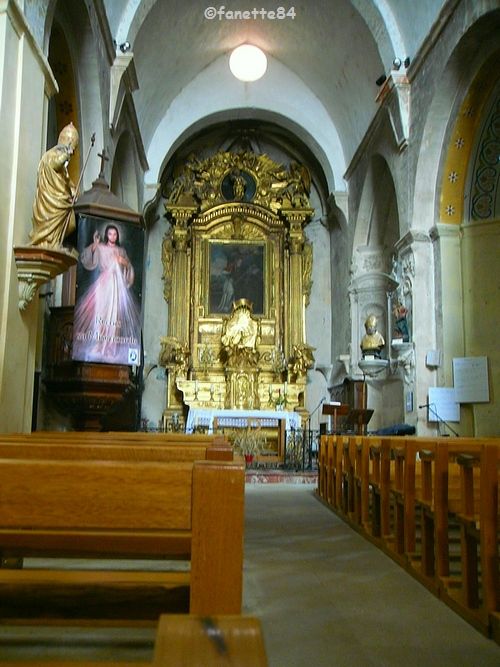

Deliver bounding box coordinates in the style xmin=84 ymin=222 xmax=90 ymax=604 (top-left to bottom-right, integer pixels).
xmin=161 ymin=205 xmax=195 ymax=415
xmin=282 ymin=210 xmax=311 ymax=350
xmin=166 ymin=207 xmax=195 ymax=344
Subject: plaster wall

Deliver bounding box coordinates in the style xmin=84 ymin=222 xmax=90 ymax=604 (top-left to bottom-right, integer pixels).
xmin=461 ymin=220 xmax=500 ymax=436
xmin=304 ymin=217 xmax=331 ymax=412
xmin=366 ymin=377 xmax=404 ymax=431
xmin=432 ymin=224 xmax=465 ymax=388
xmin=328 ymin=197 xmax=351 ymax=387
xmin=23 ymin=0 xmax=49 ymax=48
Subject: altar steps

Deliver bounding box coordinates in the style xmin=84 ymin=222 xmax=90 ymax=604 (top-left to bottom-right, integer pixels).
xmin=245 ymin=469 xmax=317 ymax=484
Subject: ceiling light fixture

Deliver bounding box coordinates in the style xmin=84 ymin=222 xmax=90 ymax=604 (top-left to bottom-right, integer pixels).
xmin=229 ymin=44 xmax=267 ymax=82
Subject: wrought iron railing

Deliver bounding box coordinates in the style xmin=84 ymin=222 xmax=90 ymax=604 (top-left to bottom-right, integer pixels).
xmin=283 ymin=428 xmax=320 ymax=471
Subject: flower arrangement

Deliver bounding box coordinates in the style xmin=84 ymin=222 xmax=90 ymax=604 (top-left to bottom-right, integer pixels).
xmin=230 ymin=425 xmax=267 ymax=459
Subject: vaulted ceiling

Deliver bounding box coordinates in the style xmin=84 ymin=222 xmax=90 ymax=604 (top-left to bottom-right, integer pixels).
xmin=103 ymin=0 xmax=445 ymax=183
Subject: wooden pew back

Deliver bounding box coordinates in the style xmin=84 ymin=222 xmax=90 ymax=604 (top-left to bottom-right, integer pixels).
xmin=315 ymin=434 xmax=500 ymax=640
xmin=0 ymin=440 xmax=232 ymax=463
xmin=0 ymin=457 xmax=245 ymax=619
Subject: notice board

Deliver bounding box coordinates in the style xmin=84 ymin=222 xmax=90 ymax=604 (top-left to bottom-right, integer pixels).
xmin=428 ymin=387 xmax=460 ymax=422
xmin=452 ymin=356 xmax=489 ymax=403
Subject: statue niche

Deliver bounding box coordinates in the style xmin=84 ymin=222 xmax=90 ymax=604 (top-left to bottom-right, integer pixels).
xmin=220 ymin=299 xmax=260 ymax=409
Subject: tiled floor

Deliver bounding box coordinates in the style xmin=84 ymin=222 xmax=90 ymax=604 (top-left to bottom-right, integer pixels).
xmin=1 ymin=483 xmax=499 ymax=665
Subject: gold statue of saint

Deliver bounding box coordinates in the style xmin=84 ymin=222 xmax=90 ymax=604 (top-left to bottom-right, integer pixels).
xmin=221 ymin=299 xmax=259 ymax=351
xmin=360 ymin=314 xmax=385 ymax=357
xmin=30 ymin=122 xmax=79 ymax=249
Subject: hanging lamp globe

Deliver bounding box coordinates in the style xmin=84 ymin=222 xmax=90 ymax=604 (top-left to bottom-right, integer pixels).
xmin=229 ymin=44 xmax=267 ymax=82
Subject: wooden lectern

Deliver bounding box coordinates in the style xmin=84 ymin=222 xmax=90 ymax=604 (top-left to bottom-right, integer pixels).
xmin=322 ymin=403 xmax=350 ymax=433
xmin=346 ymin=408 xmax=374 ymax=435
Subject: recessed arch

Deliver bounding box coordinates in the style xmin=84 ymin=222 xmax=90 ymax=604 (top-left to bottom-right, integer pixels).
xmin=438 ymin=54 xmax=500 ymax=225
xmin=412 ymin=5 xmax=500 ymax=231
xmin=157 ymin=118 xmax=332 ymax=218
xmin=145 ymin=54 xmax=345 ymax=198
xmin=353 ymin=154 xmax=399 ymax=260
xmin=46 ymin=0 xmax=105 ymax=192
xmin=111 ymin=131 xmax=140 ymax=212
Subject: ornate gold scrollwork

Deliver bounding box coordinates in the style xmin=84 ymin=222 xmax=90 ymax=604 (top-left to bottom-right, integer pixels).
xmin=159 ymin=336 xmax=190 ymax=378
xmin=302 ymin=239 xmax=313 ymax=306
xmin=161 ymin=234 xmax=174 ymax=303
xmin=161 ymin=149 xmax=315 ymax=422
xmin=166 ymin=151 xmax=312 ymax=214
xmin=289 ymin=343 xmax=315 ymax=379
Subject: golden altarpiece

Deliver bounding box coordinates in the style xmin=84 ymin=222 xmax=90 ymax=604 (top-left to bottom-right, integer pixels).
xmin=159 ymin=150 xmax=315 ymax=434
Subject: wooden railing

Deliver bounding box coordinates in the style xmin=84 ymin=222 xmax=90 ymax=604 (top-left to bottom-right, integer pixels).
xmin=317 ymin=435 xmax=500 ymax=642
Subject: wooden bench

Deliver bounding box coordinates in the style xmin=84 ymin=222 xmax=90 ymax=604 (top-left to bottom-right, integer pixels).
xmin=0 ymin=431 xmax=231 ymax=446
xmin=353 ymin=436 xmax=370 ymax=529
xmin=0 ymin=439 xmax=232 ymax=464
xmin=317 ymin=434 xmax=338 ymax=508
xmin=0 ymin=614 xmax=268 ymax=666
xmin=0 ymin=457 xmax=245 ymax=622
xmin=445 ymin=443 xmax=499 ymax=628
xmin=315 ymin=434 xmax=500 ymax=641
xmin=152 ymin=614 xmax=268 ymax=666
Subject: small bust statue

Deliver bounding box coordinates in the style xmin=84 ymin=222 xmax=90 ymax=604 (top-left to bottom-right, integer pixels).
xmin=30 ymin=122 xmax=79 ymax=249
xmin=360 ymin=314 xmax=385 ymax=358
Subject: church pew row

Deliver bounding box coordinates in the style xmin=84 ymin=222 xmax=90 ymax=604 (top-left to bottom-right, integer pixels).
xmin=0 ymin=457 xmax=245 ymax=623
xmin=0 ymin=431 xmax=231 ymax=448
xmin=0 ymin=439 xmax=233 ymax=464
xmin=0 ymin=614 xmax=268 ymax=666
xmin=316 ymin=435 xmax=500 ymax=640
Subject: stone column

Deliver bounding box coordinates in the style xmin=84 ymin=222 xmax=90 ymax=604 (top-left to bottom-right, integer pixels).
xmin=403 ymin=231 xmax=442 ymax=435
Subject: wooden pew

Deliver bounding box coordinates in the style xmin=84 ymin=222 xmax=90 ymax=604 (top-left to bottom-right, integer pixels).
xmin=320 ymin=434 xmax=339 ymax=507
xmin=315 ymin=434 xmax=500 ymax=641
xmin=317 ymin=434 xmax=338 ymax=508
xmin=152 ymin=614 xmax=268 ymax=666
xmin=0 ymin=614 xmax=268 ymax=666
xmin=0 ymin=458 xmax=245 ymax=622
xmin=0 ymin=439 xmax=232 ymax=463
xmin=353 ymin=436 xmax=370 ymax=529
xmin=0 ymin=431 xmax=230 ymax=447
xmin=444 ymin=442 xmax=499 ymax=631
xmin=317 ymin=434 xmax=327 ymax=500
xmin=366 ymin=437 xmax=391 ymax=540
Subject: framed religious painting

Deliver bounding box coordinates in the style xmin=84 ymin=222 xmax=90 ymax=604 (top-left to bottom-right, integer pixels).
xmin=208 ymin=240 xmax=266 ymax=316
xmin=72 ymin=215 xmax=145 ymax=366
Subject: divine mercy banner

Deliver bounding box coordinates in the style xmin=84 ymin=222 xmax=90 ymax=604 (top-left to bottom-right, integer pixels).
xmin=72 ymin=215 xmax=144 ymax=367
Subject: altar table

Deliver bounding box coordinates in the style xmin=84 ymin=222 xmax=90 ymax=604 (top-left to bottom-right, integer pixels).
xmin=186 ymin=408 xmax=301 ymax=434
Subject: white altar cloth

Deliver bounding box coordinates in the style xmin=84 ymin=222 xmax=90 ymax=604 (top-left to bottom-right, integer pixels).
xmin=186 ymin=408 xmax=301 ymax=434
